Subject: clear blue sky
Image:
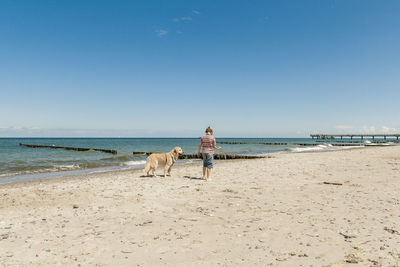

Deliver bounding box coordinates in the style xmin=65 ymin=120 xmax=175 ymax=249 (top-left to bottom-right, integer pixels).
xmin=1 ymin=0 xmax=399 ymax=137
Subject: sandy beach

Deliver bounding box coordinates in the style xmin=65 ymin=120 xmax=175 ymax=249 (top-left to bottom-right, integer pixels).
xmin=1 ymin=146 xmax=400 ymax=266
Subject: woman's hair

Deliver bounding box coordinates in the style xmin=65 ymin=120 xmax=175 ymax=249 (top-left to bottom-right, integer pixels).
xmin=205 ymin=126 xmax=213 ymax=134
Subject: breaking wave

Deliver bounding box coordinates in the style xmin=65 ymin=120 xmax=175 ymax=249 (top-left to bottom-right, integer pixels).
xmin=288 ymin=144 xmax=364 ymax=153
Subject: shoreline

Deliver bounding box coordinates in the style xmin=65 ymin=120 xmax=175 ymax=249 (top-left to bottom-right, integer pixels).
xmin=0 ymin=158 xmax=204 ymax=186
xmin=3 ymin=136 xmax=393 ymax=185
xmin=0 ymin=144 xmax=376 ymax=186
xmin=1 ymin=146 xmax=400 ymax=266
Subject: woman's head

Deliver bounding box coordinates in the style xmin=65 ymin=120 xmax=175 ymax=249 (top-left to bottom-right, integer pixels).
xmin=205 ymin=126 xmax=213 ymax=134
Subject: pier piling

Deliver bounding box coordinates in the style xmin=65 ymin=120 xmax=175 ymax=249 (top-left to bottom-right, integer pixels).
xmin=310 ymin=134 xmax=400 ymax=141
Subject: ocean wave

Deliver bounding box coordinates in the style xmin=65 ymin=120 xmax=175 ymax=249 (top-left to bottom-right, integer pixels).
xmin=0 ymin=159 xmax=147 ymax=178
xmin=122 ymin=160 xmax=146 ymax=166
xmin=101 ymin=154 xmax=135 ymax=162
xmin=57 ymin=164 xmax=80 ymax=170
xmin=9 ymin=160 xmax=26 ymax=164
xmin=364 ymin=140 xmax=396 ymax=146
xmin=288 ymin=144 xmax=364 ymax=153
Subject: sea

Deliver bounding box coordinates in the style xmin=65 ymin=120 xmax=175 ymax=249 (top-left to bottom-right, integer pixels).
xmin=0 ymin=137 xmax=397 ymax=184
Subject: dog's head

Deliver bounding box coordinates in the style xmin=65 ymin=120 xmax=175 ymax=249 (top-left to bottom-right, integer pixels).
xmin=171 ymin=146 xmax=183 ymax=158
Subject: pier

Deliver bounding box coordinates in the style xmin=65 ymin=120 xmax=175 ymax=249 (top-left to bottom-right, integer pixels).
xmin=310 ymin=134 xmax=400 ymax=140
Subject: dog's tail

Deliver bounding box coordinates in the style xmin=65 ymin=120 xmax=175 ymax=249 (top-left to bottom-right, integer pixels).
xmin=143 ymin=160 xmax=151 ymax=174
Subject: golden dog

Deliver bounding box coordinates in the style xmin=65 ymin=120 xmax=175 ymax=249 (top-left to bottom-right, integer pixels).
xmin=143 ymin=147 xmax=183 ymax=177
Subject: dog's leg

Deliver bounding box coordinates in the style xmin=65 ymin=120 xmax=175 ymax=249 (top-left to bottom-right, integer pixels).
xmin=168 ymin=166 xmax=172 ymax=177
xmin=151 ymin=167 xmax=156 ymax=177
xmin=144 ymin=161 xmax=151 ymax=176
xmin=151 ymin=162 xmax=158 ymax=177
xmin=164 ymin=165 xmax=169 ymax=177
xmin=146 ymin=165 xmax=151 ymax=176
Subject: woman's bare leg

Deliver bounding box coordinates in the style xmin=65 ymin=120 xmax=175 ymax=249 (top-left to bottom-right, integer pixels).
xmin=206 ymin=168 xmax=211 ymax=180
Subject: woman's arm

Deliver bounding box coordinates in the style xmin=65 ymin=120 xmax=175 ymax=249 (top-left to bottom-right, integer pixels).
xmin=197 ymin=142 xmax=202 ymax=157
xmin=213 ymin=137 xmax=221 ymax=150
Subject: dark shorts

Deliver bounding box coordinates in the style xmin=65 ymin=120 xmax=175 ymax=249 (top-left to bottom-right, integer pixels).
xmin=202 ymin=153 xmax=214 ymax=168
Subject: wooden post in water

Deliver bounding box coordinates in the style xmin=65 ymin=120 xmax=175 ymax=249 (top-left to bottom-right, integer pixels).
xmin=19 ymin=143 xmax=117 ymax=154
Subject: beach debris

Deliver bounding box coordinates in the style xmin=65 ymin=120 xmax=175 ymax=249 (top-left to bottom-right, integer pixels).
xmin=384 ymin=226 xmax=400 ymax=235
xmin=196 ymin=207 xmax=205 ymax=213
xmin=323 ymin=182 xmax=343 ymax=186
xmin=367 ymin=259 xmax=380 ymax=266
xmin=73 ymin=204 xmax=79 ymax=209
xmin=315 ymin=254 xmax=324 ymax=259
xmin=136 ymin=220 xmax=152 ymax=226
xmin=344 ymin=253 xmax=363 ymax=263
xmin=0 ymin=234 xmax=9 ymax=240
xmin=339 ymin=231 xmax=359 ymax=239
xmin=222 ymin=188 xmax=237 ymax=193
xmin=351 ymin=245 xmax=362 ymax=251
xmin=19 ymin=143 xmax=117 ymax=154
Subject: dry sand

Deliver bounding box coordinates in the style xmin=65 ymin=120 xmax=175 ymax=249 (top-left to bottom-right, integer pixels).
xmin=1 ymin=146 xmax=400 ymax=266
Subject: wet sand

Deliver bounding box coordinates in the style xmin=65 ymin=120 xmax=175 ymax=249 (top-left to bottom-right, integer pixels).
xmin=1 ymin=146 xmax=400 ymax=266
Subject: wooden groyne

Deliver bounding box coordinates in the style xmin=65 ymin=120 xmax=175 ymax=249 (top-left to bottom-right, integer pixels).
xmin=218 ymin=141 xmax=318 ymax=146
xmin=133 ymin=151 xmax=265 ymax=160
xmin=180 ymin=153 xmax=265 ymax=160
xmin=217 ymin=141 xmax=382 ymax=146
xmin=132 ymin=151 xmax=153 ymax=155
xmin=327 ymin=143 xmax=364 ymax=147
xmin=19 ymin=143 xmax=117 ymax=154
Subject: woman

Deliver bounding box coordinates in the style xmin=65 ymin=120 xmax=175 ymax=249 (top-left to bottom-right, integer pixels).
xmin=197 ymin=126 xmax=221 ymax=181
